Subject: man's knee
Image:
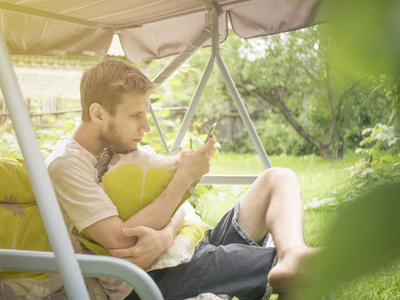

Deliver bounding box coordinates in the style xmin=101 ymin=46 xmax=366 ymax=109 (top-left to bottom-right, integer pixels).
xmin=260 ymin=167 xmax=298 ymax=185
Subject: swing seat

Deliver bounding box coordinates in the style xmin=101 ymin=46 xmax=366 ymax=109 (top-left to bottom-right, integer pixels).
xmin=0 ymin=156 xmax=163 ymax=299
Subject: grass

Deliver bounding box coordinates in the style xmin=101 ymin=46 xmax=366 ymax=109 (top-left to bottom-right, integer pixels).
xmin=208 ymin=151 xmax=358 ymax=204
xmin=331 ymin=260 xmax=400 ymax=300
xmin=193 ymin=151 xmax=400 ymax=299
xmin=199 ymin=150 xmax=358 ymax=226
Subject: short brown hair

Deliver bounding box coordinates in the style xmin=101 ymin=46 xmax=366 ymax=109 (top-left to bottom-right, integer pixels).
xmin=80 ymin=58 xmax=156 ymax=121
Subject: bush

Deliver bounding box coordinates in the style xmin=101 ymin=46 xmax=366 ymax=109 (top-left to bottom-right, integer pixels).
xmin=219 ymin=113 xmax=316 ymax=156
xmin=336 ymin=124 xmax=400 ymax=202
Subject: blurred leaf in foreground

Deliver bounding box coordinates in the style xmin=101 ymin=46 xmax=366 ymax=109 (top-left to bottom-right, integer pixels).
xmin=328 ymin=0 xmax=400 ymax=76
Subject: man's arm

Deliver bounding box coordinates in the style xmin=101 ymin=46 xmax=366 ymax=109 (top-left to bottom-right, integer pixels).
xmin=83 ymin=137 xmax=216 ymax=250
xmin=48 ymin=152 xmax=186 ymax=263
xmin=108 ymin=206 xmax=185 ymax=269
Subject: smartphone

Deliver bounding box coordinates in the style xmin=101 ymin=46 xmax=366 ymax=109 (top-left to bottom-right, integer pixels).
xmin=204 ymin=122 xmax=217 ymax=144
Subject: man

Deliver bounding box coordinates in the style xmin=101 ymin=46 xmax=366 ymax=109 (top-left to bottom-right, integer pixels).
xmin=46 ymin=58 xmax=316 ymax=300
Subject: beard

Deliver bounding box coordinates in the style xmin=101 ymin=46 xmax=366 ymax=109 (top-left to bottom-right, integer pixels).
xmin=103 ymin=121 xmax=137 ymax=154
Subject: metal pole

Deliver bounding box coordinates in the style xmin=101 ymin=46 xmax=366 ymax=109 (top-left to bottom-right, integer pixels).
xmin=216 ymin=53 xmax=272 ymax=169
xmin=171 ymin=1 xmax=220 ymax=150
xmin=149 ymin=28 xmax=213 ymax=154
xmin=0 ymin=30 xmax=90 ymax=299
xmin=149 ymin=105 xmax=171 ymax=154
xmin=205 ymin=1 xmax=271 ymax=169
xmin=199 ymin=175 xmax=258 ymax=185
xmin=0 ymin=249 xmax=163 ymax=300
xmin=172 ymin=54 xmax=215 ymax=149
xmin=152 ymin=29 xmax=213 ymax=86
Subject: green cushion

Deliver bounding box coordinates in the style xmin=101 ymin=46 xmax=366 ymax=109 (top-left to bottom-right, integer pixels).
xmin=0 ymin=157 xmax=51 ymax=279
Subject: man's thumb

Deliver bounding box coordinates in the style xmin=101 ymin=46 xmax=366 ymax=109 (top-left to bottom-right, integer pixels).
xmin=199 ymin=135 xmax=217 ymax=152
xmin=122 ymin=226 xmax=146 ymax=237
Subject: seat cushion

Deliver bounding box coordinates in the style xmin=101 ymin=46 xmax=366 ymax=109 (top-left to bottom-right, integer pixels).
xmin=0 ymin=157 xmax=51 ymax=279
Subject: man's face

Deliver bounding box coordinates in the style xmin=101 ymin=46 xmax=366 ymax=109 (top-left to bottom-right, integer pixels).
xmin=102 ymin=92 xmax=151 ymax=153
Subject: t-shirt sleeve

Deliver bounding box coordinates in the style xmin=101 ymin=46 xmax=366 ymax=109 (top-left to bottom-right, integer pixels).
xmin=48 ymin=155 xmax=119 ymax=232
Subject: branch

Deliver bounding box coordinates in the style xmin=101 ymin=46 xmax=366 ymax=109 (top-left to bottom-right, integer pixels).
xmin=302 ymin=66 xmax=318 ymax=82
xmin=336 ymin=80 xmax=361 ymax=120
xmin=325 ymin=62 xmax=336 ymax=118
xmin=324 ymin=80 xmax=362 ymax=145
xmin=239 ymin=84 xmax=324 ymax=149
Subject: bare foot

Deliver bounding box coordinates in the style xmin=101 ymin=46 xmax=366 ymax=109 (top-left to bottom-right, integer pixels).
xmin=268 ymin=245 xmax=321 ymax=292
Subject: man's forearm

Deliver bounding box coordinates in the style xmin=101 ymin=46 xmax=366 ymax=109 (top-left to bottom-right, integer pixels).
xmin=107 ymin=206 xmax=186 ymax=268
xmin=84 ymin=173 xmax=191 ymax=250
xmin=163 ymin=206 xmax=185 ymax=240
xmin=149 ymin=206 xmax=185 ymax=257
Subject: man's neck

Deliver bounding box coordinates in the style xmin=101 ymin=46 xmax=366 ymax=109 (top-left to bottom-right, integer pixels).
xmin=71 ymin=122 xmax=108 ymax=156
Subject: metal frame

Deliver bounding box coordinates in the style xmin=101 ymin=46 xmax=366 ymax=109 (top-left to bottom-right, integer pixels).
xmin=0 ymin=29 xmax=162 ymax=300
xmin=0 ymin=249 xmax=163 ymax=300
xmin=0 ymin=0 xmax=272 ymax=298
xmin=0 ymin=30 xmax=90 ymax=299
xmin=149 ymin=0 xmax=272 ymax=186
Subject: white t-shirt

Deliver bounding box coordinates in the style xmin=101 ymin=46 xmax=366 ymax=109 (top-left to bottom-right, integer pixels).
xmin=46 ymin=136 xmax=132 ymax=299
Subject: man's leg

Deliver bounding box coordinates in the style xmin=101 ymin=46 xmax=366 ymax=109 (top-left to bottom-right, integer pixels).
xmin=237 ymin=167 xmax=317 ymax=291
xmin=147 ymin=243 xmax=276 ymax=300
xmin=143 ymin=202 xmax=277 ymax=300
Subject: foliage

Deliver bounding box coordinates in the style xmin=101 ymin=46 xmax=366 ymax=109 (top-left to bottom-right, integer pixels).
xmin=0 ymin=96 xmax=81 ymax=158
xmin=308 ymin=184 xmax=400 ymax=300
xmin=221 ymin=112 xmax=317 ymax=155
xmin=234 ymin=25 xmax=395 ymax=158
xmin=329 ymin=0 xmax=400 ymax=77
xmin=336 ymin=124 xmax=400 ymax=202
xmin=0 ymin=129 xmax=20 ymax=158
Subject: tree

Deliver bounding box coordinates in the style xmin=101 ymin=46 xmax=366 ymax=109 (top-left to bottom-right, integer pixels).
xmin=143 ymin=25 xmax=393 ymax=158
xmin=224 ymin=25 xmax=367 ymax=159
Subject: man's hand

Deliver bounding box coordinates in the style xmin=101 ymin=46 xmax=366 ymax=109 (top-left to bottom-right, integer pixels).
xmin=109 ymin=226 xmax=172 ymax=269
xmin=109 ymin=207 xmax=185 ymax=269
xmin=176 ymin=135 xmax=217 ymax=185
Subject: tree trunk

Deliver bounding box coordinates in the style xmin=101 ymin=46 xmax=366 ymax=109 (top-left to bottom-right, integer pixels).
xmin=336 ymin=115 xmax=344 ymax=160
xmin=238 ymin=82 xmax=358 ymax=160
xmin=318 ymin=144 xmax=331 ymax=159
xmin=336 ymin=133 xmax=344 ymax=160
xmin=242 ymin=86 xmax=333 ymax=159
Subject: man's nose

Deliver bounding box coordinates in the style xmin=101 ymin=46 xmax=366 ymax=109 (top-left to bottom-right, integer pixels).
xmin=141 ymin=116 xmax=151 ymax=133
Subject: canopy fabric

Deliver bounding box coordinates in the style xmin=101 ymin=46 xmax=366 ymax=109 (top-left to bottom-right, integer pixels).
xmin=0 ymin=0 xmax=325 ymax=62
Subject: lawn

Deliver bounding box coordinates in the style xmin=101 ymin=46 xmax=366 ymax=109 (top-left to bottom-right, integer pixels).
xmin=193 ymin=151 xmax=400 ymax=299
xmin=196 ymin=151 xmax=358 ymax=227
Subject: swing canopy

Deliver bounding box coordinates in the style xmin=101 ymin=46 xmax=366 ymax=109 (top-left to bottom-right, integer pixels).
xmin=0 ymin=0 xmax=324 ymax=61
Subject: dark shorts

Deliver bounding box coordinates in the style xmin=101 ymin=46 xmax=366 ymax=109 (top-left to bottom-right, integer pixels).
xmin=127 ymin=203 xmax=277 ymax=300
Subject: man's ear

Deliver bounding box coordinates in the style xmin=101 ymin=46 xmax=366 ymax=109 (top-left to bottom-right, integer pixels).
xmin=90 ymin=103 xmax=104 ymax=124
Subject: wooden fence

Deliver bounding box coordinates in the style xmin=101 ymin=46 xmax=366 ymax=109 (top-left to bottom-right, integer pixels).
xmin=0 ymin=98 xmax=80 ymax=127
xmin=0 ymin=97 xmax=247 ymax=141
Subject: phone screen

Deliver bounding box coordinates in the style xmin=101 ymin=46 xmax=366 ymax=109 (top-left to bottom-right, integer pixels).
xmin=204 ymin=122 xmax=217 ymax=144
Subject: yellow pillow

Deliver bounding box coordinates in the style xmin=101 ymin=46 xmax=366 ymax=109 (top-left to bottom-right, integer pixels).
xmin=0 ymin=157 xmax=51 ymax=279
xmin=102 ymin=146 xmax=195 ymax=220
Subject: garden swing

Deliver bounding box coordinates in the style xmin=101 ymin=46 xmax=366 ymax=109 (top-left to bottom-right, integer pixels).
xmin=0 ymin=0 xmax=327 ymax=299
